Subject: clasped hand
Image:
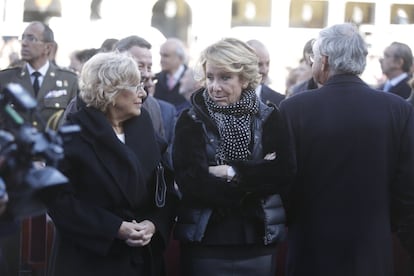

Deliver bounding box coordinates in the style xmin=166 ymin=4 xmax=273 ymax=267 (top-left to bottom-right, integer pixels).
xmin=208 ymin=152 xmax=276 ymax=180
xmin=118 ymin=219 xmax=156 ymax=247
xmin=208 ymin=165 xmax=228 ymax=179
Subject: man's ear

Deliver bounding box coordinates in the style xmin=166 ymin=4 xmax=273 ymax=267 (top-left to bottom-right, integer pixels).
xmin=321 ymin=55 xmax=329 ymax=71
xmin=45 ymin=42 xmax=53 ymax=56
xmin=396 ymin=57 xmax=404 ymax=68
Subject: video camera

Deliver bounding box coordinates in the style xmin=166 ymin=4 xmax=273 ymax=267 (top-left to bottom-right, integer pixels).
xmin=0 ymin=83 xmax=79 ymax=220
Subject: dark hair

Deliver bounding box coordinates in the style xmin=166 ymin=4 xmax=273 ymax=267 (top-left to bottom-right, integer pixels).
xmin=115 ymin=35 xmax=152 ymax=52
xmin=76 ymin=48 xmax=99 ymax=64
xmin=303 ymin=38 xmax=315 ymax=59
xmin=100 ymin=38 xmax=118 ymax=52
xmin=390 ymin=42 xmax=413 ymax=73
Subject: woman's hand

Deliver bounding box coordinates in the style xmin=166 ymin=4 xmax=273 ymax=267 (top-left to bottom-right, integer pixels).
xmin=264 ymin=152 xmax=276 ymax=160
xmin=209 ymin=165 xmax=228 ymax=179
xmin=209 ymin=165 xmax=235 ymax=181
xmin=118 ymin=220 xmax=156 ymax=247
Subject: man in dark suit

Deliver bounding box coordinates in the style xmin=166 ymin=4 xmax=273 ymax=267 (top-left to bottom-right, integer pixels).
xmin=115 ymin=35 xmax=177 ymax=145
xmin=246 ymin=39 xmax=285 ymax=106
xmin=279 ymin=23 xmax=414 ymax=276
xmin=0 ymin=21 xmax=78 ymax=130
xmin=288 ymin=38 xmax=321 ymax=98
xmin=378 ymin=42 xmax=413 ymax=99
xmin=408 ymin=78 xmax=414 ymax=106
xmin=154 ymin=38 xmax=190 ymax=114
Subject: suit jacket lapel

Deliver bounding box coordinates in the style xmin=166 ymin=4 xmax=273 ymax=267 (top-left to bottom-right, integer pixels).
xmin=37 ymin=64 xmax=58 ymax=99
xmin=18 ymin=64 xmax=60 ymax=100
xmin=18 ymin=67 xmax=36 ymax=97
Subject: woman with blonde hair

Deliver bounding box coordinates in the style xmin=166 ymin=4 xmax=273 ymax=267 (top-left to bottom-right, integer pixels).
xmin=172 ymin=38 xmax=287 ymax=275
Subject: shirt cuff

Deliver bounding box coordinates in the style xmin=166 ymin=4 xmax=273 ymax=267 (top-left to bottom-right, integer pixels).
xmin=227 ymin=166 xmax=236 ymax=181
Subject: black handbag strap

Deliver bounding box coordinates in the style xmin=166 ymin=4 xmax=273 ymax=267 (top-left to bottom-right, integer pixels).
xmin=155 ymin=163 xmax=167 ymax=208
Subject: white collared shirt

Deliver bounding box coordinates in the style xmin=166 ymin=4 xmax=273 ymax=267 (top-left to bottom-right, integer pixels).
xmin=27 ymin=61 xmax=50 ymax=87
xmin=388 ymin=72 xmax=409 ymax=87
xmin=255 ymin=84 xmax=262 ymax=98
xmin=169 ymin=64 xmax=186 ymax=85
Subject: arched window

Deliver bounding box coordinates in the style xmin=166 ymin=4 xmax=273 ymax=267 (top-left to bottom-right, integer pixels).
xmin=151 ymin=0 xmax=192 ymax=42
xmin=231 ymin=0 xmax=271 ymax=27
xmin=344 ymin=2 xmax=375 ymax=25
xmin=23 ymin=0 xmax=61 ymax=23
xmin=289 ymin=0 xmax=328 ymax=28
xmin=391 ymin=4 xmax=414 ymax=24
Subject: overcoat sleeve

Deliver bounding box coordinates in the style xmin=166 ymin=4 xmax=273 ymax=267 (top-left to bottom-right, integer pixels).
xmin=392 ymin=106 xmax=414 ymax=256
xmin=172 ymin=111 xmax=245 ymax=207
xmin=231 ymin=108 xmax=287 ymax=195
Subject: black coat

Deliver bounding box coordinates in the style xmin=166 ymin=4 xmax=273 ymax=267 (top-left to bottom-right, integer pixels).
xmin=172 ymin=89 xmax=286 ymax=249
xmin=47 ymin=107 xmax=175 ymax=276
xmin=288 ymin=77 xmax=319 ymax=97
xmin=154 ymin=68 xmax=190 ymax=114
xmin=279 ymin=74 xmax=414 ymax=276
xmin=260 ymin=84 xmax=285 ymax=107
xmin=378 ymin=76 xmax=412 ymax=99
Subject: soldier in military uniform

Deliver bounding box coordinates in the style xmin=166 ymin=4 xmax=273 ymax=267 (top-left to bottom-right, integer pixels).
xmin=0 ymin=21 xmax=78 ymax=130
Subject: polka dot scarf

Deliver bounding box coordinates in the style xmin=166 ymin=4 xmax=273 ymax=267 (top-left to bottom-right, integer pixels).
xmin=203 ymin=88 xmax=259 ymax=163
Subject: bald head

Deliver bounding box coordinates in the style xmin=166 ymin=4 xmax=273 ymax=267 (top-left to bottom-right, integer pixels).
xmin=21 ymin=21 xmax=55 ymax=69
xmin=160 ymin=38 xmax=187 ymax=73
xmin=246 ymin=39 xmax=270 ymax=84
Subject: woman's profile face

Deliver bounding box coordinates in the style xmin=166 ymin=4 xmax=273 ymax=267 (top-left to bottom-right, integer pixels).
xmin=109 ymin=83 xmax=146 ymax=120
xmin=205 ymin=61 xmax=246 ymax=106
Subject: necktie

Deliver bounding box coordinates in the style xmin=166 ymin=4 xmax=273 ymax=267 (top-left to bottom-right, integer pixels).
xmin=32 ymin=71 xmax=41 ymax=96
xmin=167 ymin=75 xmax=175 ymax=90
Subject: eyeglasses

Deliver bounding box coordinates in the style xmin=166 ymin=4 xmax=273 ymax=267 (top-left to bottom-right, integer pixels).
xmin=309 ymin=54 xmax=315 ymax=64
xmin=127 ymin=82 xmax=145 ymax=95
xmin=141 ymin=76 xmax=151 ymax=83
xmin=20 ymin=34 xmax=44 ymax=43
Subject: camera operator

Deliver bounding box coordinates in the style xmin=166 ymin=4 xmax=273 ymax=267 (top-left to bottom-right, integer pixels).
xmin=0 ymin=82 xmax=72 ymax=275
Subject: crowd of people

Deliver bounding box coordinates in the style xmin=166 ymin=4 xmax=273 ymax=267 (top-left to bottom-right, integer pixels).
xmin=0 ymin=20 xmax=414 ymax=276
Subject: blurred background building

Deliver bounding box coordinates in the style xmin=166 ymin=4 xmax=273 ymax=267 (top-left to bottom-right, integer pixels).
xmin=0 ymin=0 xmax=413 ymax=92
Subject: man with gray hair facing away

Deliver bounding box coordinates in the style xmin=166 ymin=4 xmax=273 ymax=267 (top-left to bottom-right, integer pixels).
xmin=246 ymin=39 xmax=285 ymax=106
xmin=279 ymin=23 xmax=414 ymax=276
xmin=378 ymin=41 xmax=413 ymax=99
